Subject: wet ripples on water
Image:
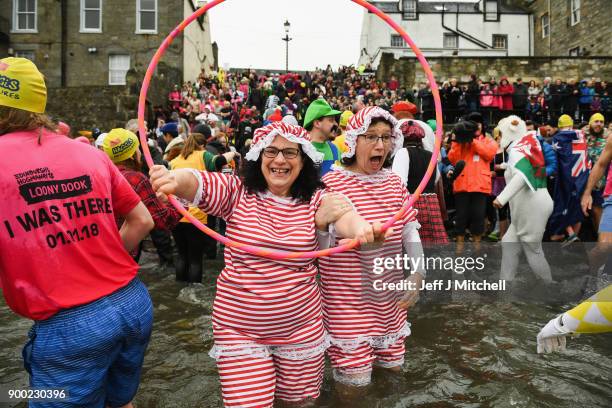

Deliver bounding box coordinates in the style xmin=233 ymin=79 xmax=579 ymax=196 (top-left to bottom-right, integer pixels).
xmin=1 ymin=249 xmax=610 ymax=407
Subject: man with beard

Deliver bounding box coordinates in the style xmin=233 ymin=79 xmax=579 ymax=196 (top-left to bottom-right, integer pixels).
xmin=304 ymin=98 xmax=341 ymax=176
xmin=584 ymin=113 xmax=610 ymax=232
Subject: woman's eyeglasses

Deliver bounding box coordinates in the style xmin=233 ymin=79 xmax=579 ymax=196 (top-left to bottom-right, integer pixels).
xmin=263 ymin=146 xmax=300 ymax=159
xmin=359 ymin=134 xmax=394 ymax=145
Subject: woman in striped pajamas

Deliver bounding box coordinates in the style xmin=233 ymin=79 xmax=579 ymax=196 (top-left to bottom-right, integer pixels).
xmin=319 ymin=107 xmax=426 ymax=396
xmin=150 ymin=122 xmax=383 ymax=407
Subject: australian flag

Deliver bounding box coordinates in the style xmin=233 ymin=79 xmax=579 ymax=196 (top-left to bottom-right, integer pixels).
xmin=547 ymin=129 xmax=590 ymax=235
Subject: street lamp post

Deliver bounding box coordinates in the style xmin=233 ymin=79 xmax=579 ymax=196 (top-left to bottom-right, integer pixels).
xmin=282 ymin=20 xmax=292 ymax=73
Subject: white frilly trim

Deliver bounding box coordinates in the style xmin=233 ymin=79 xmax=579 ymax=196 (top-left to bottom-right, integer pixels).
xmin=329 ymin=321 xmax=411 ymax=351
xmin=182 ymin=169 xmax=204 ymax=207
xmin=333 ymin=369 xmax=372 ymax=387
xmin=208 ymin=336 xmax=331 ymax=361
xmin=245 ymin=129 xmax=324 ymax=164
xmin=342 ymin=109 xmax=403 ymax=159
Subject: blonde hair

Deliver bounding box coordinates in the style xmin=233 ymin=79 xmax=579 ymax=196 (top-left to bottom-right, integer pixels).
xmin=180 ymin=133 xmax=206 ymax=159
xmin=0 ymin=106 xmax=57 ymax=137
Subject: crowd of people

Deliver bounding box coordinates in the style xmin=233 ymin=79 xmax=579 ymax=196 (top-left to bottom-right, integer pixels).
xmin=160 ymin=66 xmax=612 ymax=150
xmin=1 ymin=56 xmax=611 ymax=408
xmin=150 ymin=66 xmax=612 ymax=250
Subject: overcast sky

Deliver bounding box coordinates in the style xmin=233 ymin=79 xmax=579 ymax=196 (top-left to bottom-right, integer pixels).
xmin=207 ymin=0 xmax=366 ymax=71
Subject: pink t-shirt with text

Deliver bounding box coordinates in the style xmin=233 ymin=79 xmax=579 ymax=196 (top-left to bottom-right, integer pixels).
xmin=0 ymin=129 xmax=141 ymax=320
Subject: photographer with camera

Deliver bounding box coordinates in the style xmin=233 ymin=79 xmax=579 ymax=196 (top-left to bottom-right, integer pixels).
xmin=448 ymin=120 xmax=498 ymax=252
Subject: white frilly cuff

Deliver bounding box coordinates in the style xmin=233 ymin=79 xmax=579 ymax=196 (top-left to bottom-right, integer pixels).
xmin=208 ymin=336 xmax=330 ymax=361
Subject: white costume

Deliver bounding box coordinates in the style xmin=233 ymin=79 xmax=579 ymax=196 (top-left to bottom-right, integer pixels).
xmin=496 ymin=116 xmax=553 ymax=282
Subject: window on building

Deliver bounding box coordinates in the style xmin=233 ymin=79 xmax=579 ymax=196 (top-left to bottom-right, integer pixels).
xmin=569 ymin=47 xmax=580 ymax=57
xmin=443 ymin=33 xmax=458 ymax=49
xmin=12 ymin=0 xmax=37 ymax=32
xmin=541 ymin=13 xmax=550 ymax=38
xmin=484 ymin=0 xmax=499 ymax=21
xmin=390 ymin=34 xmax=406 ymax=48
xmin=109 ymin=54 xmax=131 ymax=85
xmin=570 ymin=0 xmax=580 ymax=26
xmin=402 ymin=0 xmax=418 ymax=20
xmin=14 ymin=50 xmax=35 ymax=61
xmin=492 ymin=34 xmax=507 ymax=49
xmin=80 ymin=0 xmax=102 ymax=32
xmin=137 ymin=0 xmax=157 ymax=33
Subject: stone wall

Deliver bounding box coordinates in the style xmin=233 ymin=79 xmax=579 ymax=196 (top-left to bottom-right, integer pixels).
xmin=4 ymin=0 xmax=184 ymax=88
xmin=378 ymin=53 xmax=612 ymax=87
xmin=47 ymin=86 xmax=132 ymax=133
xmin=519 ymin=0 xmax=611 ymax=57
xmin=46 ymin=61 xmax=181 ymax=133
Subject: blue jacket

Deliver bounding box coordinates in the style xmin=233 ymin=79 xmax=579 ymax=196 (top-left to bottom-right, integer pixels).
xmin=537 ymin=135 xmax=557 ymax=176
xmin=439 ymin=146 xmax=454 ymax=176
xmin=579 ymin=85 xmax=595 ymax=105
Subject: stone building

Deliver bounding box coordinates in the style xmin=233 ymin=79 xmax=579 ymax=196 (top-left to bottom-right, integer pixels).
xmin=522 ymin=0 xmax=612 ymax=56
xmin=1 ymin=0 xmax=217 ymax=131
xmin=359 ymin=1 xmax=532 ymax=68
xmin=1 ymin=0 xmax=216 ymax=88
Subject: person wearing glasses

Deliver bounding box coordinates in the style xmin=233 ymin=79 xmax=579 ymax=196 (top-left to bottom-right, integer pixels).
xmin=149 ymin=122 xmax=386 ymax=407
xmin=317 ymin=107 xmax=425 ymax=397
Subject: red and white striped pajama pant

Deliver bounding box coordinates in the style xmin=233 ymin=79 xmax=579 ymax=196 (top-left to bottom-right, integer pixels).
xmin=327 ymin=337 xmax=405 ymax=386
xmin=216 ymin=353 xmax=324 ymax=407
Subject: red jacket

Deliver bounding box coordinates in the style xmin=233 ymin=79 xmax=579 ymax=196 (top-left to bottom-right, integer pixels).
xmin=448 ymin=135 xmax=498 ymax=194
xmin=497 ymin=83 xmax=514 ymax=111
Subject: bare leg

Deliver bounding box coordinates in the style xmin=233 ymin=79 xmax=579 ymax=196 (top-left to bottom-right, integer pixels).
xmin=333 ymin=370 xmax=371 ymax=401
xmin=588 ymin=232 xmax=612 ymax=273
xmin=473 ymin=234 xmax=482 ymax=253
xmin=456 ymin=235 xmax=465 ymax=255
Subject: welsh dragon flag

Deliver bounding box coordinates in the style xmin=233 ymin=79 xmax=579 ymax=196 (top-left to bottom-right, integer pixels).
xmin=507 ymin=131 xmax=547 ymax=191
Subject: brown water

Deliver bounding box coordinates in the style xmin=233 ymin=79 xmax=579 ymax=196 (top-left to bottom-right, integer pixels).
xmin=1 ymin=248 xmax=611 ymax=408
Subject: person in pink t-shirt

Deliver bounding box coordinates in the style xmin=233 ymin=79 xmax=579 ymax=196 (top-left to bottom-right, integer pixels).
xmin=0 ymin=57 xmax=154 ymax=408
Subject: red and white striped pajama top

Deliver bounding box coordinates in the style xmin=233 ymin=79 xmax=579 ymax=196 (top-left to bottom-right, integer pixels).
xmin=319 ymin=168 xmax=416 ymax=349
xmin=191 ymin=171 xmax=328 ymax=359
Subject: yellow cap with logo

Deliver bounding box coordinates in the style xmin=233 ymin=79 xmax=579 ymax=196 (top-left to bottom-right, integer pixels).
xmin=102 ymin=128 xmax=140 ymax=163
xmin=0 ymin=57 xmax=47 ymax=113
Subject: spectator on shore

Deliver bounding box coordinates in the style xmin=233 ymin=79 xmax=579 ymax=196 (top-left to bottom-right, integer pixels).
xmin=513 ymin=77 xmax=528 ymax=118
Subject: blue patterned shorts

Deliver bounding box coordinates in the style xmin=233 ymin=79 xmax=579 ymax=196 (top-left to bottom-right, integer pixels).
xmin=22 ymin=278 xmax=153 ymax=408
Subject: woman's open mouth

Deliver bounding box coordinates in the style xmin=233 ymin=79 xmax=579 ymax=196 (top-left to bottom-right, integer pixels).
xmin=369 ymin=155 xmax=383 ymax=167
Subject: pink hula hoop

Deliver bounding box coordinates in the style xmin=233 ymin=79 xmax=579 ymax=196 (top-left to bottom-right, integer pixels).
xmin=137 ymin=0 xmax=443 ymax=260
